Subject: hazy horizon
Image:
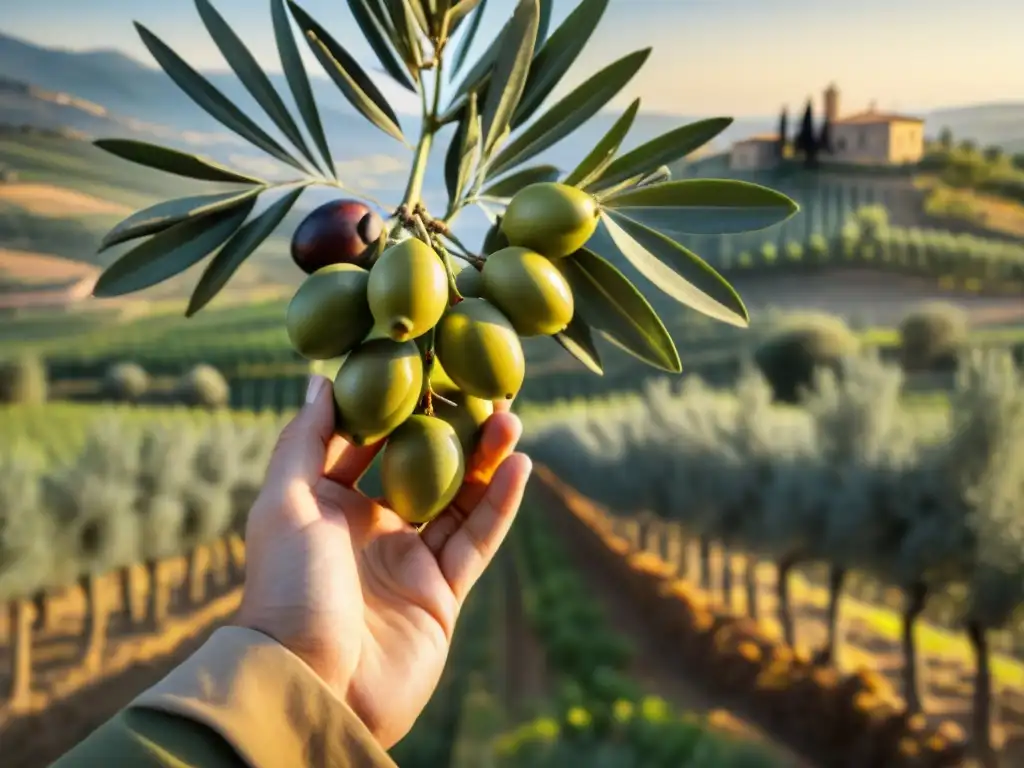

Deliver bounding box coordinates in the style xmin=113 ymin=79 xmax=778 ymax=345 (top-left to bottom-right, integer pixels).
xmin=3 ymin=0 xmax=1023 ymax=119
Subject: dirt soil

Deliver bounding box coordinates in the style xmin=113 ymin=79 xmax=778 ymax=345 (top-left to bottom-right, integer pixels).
xmin=0 ymin=555 xmax=242 ymax=768
xmin=540 ymin=488 xmax=816 ymax=768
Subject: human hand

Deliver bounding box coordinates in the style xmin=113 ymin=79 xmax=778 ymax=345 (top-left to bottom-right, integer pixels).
xmin=235 ymin=375 xmax=532 ymax=749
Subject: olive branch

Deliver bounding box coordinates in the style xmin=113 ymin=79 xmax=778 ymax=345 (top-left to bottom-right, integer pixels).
xmin=92 ymin=0 xmax=800 ymax=376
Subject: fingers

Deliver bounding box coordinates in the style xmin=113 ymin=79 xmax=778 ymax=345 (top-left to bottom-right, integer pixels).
xmin=439 ymin=452 xmax=532 ymax=604
xmin=263 ymin=376 xmax=336 ymax=491
xmin=323 ymin=435 xmax=384 ymax=488
xmin=421 ymin=412 xmax=522 ymax=554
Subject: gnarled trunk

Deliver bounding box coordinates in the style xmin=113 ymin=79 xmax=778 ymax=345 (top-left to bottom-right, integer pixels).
xmin=900 ymin=581 xmax=928 ymax=715
xmin=187 ymin=546 xmax=206 ymax=605
xmin=966 ymin=621 xmax=997 ymax=768
xmin=146 ymin=559 xmax=168 ymax=629
xmin=31 ymin=590 xmax=50 ymax=632
xmin=698 ymin=536 xmax=712 ymax=589
xmin=744 ymin=557 xmax=759 ymax=620
xmin=720 ymin=546 xmax=734 ymax=611
xmin=8 ymin=599 xmax=33 ymax=707
xmin=209 ymin=539 xmax=231 ymax=590
xmin=818 ymin=565 xmax=847 ymax=664
xmin=776 ymin=556 xmax=797 ymax=647
xmin=79 ymin=574 xmax=106 ymax=674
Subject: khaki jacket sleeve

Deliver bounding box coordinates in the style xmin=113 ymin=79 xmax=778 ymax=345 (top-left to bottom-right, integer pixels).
xmin=51 ymin=626 xmax=398 ymax=768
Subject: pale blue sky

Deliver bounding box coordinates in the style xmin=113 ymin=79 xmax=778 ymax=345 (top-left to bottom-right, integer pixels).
xmin=4 ymin=0 xmax=1022 ymax=116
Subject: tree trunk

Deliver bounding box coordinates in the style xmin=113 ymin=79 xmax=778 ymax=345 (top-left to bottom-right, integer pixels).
xmin=818 ymin=566 xmax=847 ymax=664
xmin=744 ymin=557 xmax=759 ymax=620
xmin=119 ymin=566 xmax=137 ymax=624
xmin=900 ymin=581 xmax=928 ymax=715
xmin=698 ymin=537 xmax=712 ymax=589
xmin=966 ymin=621 xmax=997 ymax=768
xmin=31 ymin=590 xmax=50 ymax=633
xmin=210 ymin=539 xmax=231 ymax=591
xmin=8 ymin=599 xmax=33 ymax=707
xmin=146 ymin=559 xmax=168 ymax=629
xmin=79 ymin=574 xmax=106 ymax=675
xmin=777 ymin=557 xmax=797 ymax=647
xmin=667 ymin=525 xmax=685 ymax=577
xmin=187 ymin=546 xmax=206 ymax=605
xmin=720 ymin=546 xmax=734 ymax=611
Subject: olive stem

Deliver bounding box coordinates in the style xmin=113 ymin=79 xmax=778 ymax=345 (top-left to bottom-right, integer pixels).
xmin=401 ymin=54 xmax=445 ymax=210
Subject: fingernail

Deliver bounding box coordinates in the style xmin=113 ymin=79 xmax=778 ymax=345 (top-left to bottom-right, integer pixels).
xmin=306 ymin=375 xmax=327 ymax=404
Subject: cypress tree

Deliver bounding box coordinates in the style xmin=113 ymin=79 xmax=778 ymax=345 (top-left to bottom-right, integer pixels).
xmin=795 ymin=99 xmax=820 ymax=168
xmin=778 ymin=107 xmax=789 ymax=159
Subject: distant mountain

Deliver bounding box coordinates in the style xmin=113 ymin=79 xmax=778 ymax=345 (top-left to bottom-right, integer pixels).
xmin=923 ymin=102 xmax=1024 ymax=153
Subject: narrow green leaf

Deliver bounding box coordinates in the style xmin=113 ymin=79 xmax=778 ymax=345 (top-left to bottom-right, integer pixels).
xmin=271 ymin=0 xmax=335 ymax=175
xmin=512 ymin=0 xmax=609 ymax=130
xmin=348 ymin=0 xmax=417 ymax=91
xmin=554 ymin=314 xmax=603 ymax=375
xmin=134 ymin=23 xmax=304 ymax=173
xmin=100 ymin=188 xmax=264 ymax=251
xmin=564 ymin=98 xmax=638 ymax=188
xmin=386 ymin=0 xmax=425 ymax=74
xmin=602 ymin=179 xmax=800 ymax=235
xmin=445 ymin=118 xmax=468 ymax=206
xmin=195 ymin=0 xmax=318 ymax=173
xmin=559 ymin=246 xmax=680 ymax=373
xmin=92 ymin=139 xmax=265 ymax=184
xmin=536 ymin=0 xmax=553 ymax=48
xmin=481 ymin=164 xmax=558 ymax=198
xmin=586 ymin=117 xmax=733 ymax=192
xmin=450 ymin=0 xmax=487 ymax=75
xmin=480 ymin=0 xmax=539 ymax=155
xmin=93 ymin=202 xmax=256 ymax=298
xmin=488 ymin=48 xmax=650 ymax=179
xmin=288 ymin=1 xmax=406 ymax=143
xmin=601 ymin=210 xmax=748 ymax=327
xmin=447 ymin=0 xmax=481 ymax=34
xmin=454 ymin=93 xmax=481 ymax=204
xmin=188 ymin=185 xmax=306 ymax=316
xmin=404 ymin=0 xmax=431 ymax=37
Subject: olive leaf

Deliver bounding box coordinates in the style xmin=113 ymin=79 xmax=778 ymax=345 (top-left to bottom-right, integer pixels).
xmin=598 ymin=211 xmax=749 ymax=328
xmin=559 ymin=247 xmax=681 ymax=373
xmin=288 ymin=1 xmax=406 ymax=143
xmin=449 ymin=0 xmax=487 ymax=74
xmin=585 ymin=117 xmax=733 ymax=193
xmin=512 ymin=0 xmax=609 ymax=130
xmin=444 ymin=117 xmax=469 ymax=205
xmin=536 ymin=0 xmax=553 ymax=48
xmin=601 ymin=179 xmax=800 ymax=234
xmin=403 ymin=0 xmax=431 ymax=37
xmin=554 ymin=315 xmax=603 ymax=375
xmin=187 ymin=184 xmax=308 ymax=316
xmin=100 ymin=188 xmax=265 ymax=251
xmin=488 ymin=48 xmax=649 ymax=179
xmin=134 ymin=23 xmax=305 ymax=173
xmin=92 ymin=139 xmax=265 ymax=185
xmin=195 ymin=0 xmax=321 ymax=173
xmin=271 ymin=0 xmax=335 ymax=175
xmin=453 ymin=93 xmax=481 ymax=205
xmin=93 ymin=201 xmax=257 ymax=298
xmin=447 ymin=0 xmax=482 ymax=35
xmin=481 ymin=164 xmax=558 ymax=199
xmin=347 ymin=0 xmax=417 ymax=92
xmin=564 ymin=98 xmax=639 ymax=188
xmin=480 ymin=0 xmax=540 ymax=156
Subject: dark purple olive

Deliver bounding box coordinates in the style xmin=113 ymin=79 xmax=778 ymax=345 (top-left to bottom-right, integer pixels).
xmin=291 ymin=199 xmax=385 ymax=274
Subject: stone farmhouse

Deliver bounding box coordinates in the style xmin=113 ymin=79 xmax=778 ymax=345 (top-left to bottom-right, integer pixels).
xmin=729 ymin=84 xmax=925 ymax=171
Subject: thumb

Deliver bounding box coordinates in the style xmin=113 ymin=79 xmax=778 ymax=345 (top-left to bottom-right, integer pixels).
xmin=265 ymin=375 xmax=336 ymax=489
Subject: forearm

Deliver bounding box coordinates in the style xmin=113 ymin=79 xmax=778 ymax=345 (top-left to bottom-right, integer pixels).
xmin=51 ymin=627 xmax=397 ymax=768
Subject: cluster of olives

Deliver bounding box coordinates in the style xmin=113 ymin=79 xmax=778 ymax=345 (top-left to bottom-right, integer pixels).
xmin=285 ymin=183 xmax=599 ymax=524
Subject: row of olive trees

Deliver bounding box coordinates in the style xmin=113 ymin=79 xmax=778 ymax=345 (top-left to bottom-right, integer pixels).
xmin=718 ymin=205 xmax=1024 ymax=287
xmin=523 ymin=351 xmax=1024 ymax=766
xmin=0 ymin=416 xmax=278 ymax=707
